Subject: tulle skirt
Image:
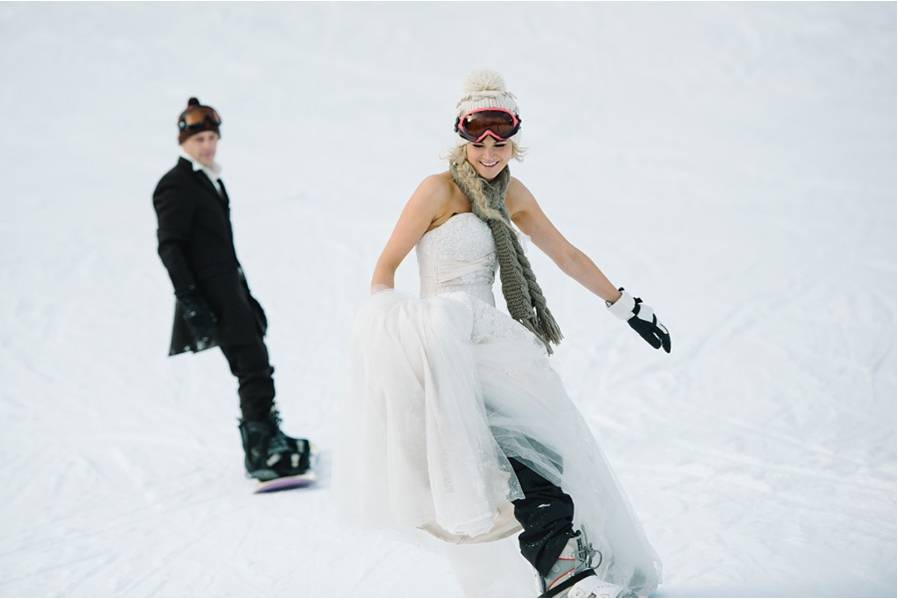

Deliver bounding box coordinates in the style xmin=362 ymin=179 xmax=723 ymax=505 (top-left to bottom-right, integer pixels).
xmin=336 ymin=289 xmax=662 ymax=595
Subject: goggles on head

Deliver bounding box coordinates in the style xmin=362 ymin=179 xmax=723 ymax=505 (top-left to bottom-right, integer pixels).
xmin=455 ymin=108 xmax=521 ymax=143
xmin=178 ymin=106 xmax=222 ymax=134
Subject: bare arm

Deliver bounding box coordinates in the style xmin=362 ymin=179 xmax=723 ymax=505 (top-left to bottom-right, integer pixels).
xmin=370 ymin=175 xmax=447 ymax=292
xmin=507 ymin=177 xmax=621 ymax=304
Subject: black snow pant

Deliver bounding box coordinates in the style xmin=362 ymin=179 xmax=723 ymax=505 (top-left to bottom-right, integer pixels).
xmin=509 ymin=457 xmax=576 ymax=577
xmin=220 ymin=339 xmax=275 ymax=421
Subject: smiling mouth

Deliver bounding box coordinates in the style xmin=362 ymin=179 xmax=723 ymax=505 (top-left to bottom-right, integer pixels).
xmin=480 ymin=161 xmax=499 ymax=168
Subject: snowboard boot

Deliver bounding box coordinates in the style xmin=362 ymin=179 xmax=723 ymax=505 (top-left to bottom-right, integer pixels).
xmin=538 ymin=529 xmax=629 ymax=598
xmin=238 ymin=410 xmax=313 ymax=482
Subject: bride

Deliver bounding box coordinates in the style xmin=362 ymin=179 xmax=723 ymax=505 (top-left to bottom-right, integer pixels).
xmin=339 ymin=71 xmax=670 ymax=598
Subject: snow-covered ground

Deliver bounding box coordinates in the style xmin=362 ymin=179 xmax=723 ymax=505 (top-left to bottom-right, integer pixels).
xmin=1 ymin=2 xmax=895 ymax=596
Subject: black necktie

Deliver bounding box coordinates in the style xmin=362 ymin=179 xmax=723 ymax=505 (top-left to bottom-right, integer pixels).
xmin=217 ymin=178 xmax=229 ymax=202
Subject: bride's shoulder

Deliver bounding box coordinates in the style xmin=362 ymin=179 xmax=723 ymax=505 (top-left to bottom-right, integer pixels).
xmin=507 ymin=175 xmax=532 ymax=196
xmin=506 ymin=176 xmax=537 ymax=214
xmin=412 ymin=171 xmax=457 ymax=204
xmin=404 ymin=172 xmax=458 ymax=219
xmin=417 ymin=171 xmax=455 ymax=194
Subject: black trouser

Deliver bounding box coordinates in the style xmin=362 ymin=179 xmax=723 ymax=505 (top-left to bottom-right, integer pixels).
xmin=509 ymin=457 xmax=576 ymax=577
xmin=220 ymin=340 xmax=275 ymax=421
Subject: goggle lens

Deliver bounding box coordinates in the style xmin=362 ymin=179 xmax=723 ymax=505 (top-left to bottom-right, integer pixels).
xmin=179 ymin=107 xmax=222 ymax=132
xmin=456 ymin=110 xmax=521 ymax=142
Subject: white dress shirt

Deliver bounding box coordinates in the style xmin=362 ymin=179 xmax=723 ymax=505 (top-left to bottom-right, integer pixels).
xmin=179 ymin=148 xmax=224 ymax=196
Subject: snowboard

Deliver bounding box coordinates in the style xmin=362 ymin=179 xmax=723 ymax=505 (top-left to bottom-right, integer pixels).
xmin=253 ymin=443 xmax=320 ymax=494
xmin=254 ymin=469 xmax=317 ymax=494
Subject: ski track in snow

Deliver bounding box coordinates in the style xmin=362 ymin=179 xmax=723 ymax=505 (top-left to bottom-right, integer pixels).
xmin=1 ymin=3 xmax=895 ymax=597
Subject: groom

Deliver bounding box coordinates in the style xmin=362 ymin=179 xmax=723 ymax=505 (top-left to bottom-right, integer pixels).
xmin=152 ymin=97 xmax=313 ymax=482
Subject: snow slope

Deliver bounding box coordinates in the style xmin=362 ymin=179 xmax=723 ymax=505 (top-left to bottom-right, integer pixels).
xmin=0 ymin=2 xmax=895 ymax=596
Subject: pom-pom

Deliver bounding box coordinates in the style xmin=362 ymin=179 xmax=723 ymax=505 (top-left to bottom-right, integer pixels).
xmin=463 ymin=70 xmax=505 ymax=94
xmin=187 ymin=97 xmax=200 ymax=107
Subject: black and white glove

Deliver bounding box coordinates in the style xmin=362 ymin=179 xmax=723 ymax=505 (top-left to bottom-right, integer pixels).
xmin=607 ymin=288 xmax=671 ymax=353
xmin=177 ymin=287 xmax=218 ymax=351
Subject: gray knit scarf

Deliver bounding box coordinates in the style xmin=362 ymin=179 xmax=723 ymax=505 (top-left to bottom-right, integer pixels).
xmin=449 ymin=159 xmax=563 ymax=354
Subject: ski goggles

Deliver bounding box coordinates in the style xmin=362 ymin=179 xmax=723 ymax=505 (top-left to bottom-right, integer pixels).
xmin=178 ymin=106 xmax=222 ymax=134
xmin=455 ymin=108 xmax=521 ymax=143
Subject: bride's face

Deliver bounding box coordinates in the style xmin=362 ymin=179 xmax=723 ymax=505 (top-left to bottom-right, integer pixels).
xmin=465 ymin=137 xmax=513 ymax=180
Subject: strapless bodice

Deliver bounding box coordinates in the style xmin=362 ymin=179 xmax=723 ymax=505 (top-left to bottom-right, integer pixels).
xmin=415 ymin=212 xmax=497 ymax=306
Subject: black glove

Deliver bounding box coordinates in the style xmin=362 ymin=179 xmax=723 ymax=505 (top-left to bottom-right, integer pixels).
xmin=177 ymin=288 xmax=218 ymax=351
xmin=607 ymin=288 xmax=671 ymax=353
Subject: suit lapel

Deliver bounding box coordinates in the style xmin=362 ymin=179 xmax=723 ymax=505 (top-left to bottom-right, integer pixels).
xmin=195 ymin=170 xmax=225 ymax=204
xmin=177 ymin=157 xmax=228 ymax=207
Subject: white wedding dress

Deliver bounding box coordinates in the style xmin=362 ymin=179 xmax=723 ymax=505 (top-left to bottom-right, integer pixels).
xmin=339 ymin=212 xmax=661 ymax=596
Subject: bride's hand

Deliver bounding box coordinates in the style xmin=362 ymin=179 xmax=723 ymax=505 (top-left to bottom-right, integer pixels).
xmin=607 ymin=288 xmax=671 ymax=353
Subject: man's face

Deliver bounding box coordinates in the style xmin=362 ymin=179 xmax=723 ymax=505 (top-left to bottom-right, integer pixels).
xmin=180 ymin=131 xmax=219 ymax=167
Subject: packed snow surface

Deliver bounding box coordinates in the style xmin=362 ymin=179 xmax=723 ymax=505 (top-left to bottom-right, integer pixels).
xmin=1 ymin=3 xmax=895 ymax=596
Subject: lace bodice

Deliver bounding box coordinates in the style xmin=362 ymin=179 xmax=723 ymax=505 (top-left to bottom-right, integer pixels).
xmin=416 ymin=212 xmax=497 ymax=306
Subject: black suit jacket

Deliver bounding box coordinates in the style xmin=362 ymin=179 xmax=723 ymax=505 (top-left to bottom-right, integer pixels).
xmin=153 ymin=157 xmax=267 ymax=355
